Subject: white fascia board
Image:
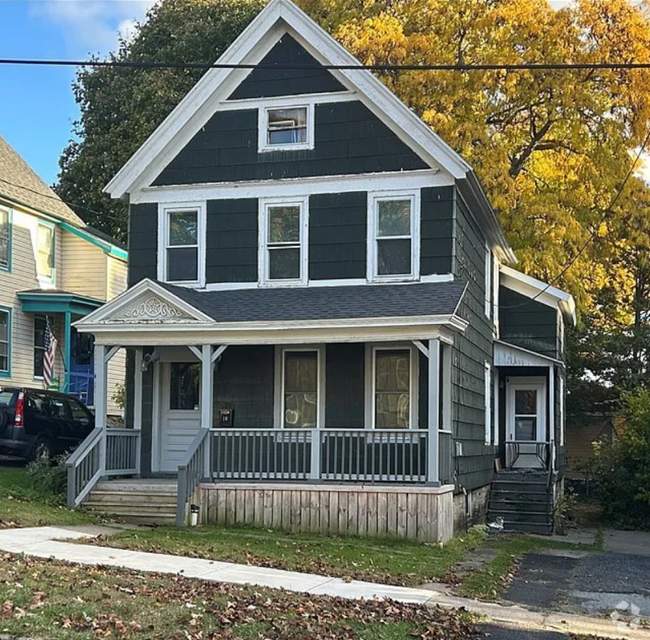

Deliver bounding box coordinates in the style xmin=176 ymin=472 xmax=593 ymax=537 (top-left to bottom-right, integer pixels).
xmin=78 ymin=314 xmax=468 ymax=346
xmin=500 ymin=264 xmax=577 ymax=326
xmin=132 ymin=169 xmax=452 ymax=204
xmin=494 ymin=340 xmax=563 ymax=367
xmin=105 ymin=0 xmax=470 ymax=200
xmin=73 ymin=278 xmax=213 ymax=326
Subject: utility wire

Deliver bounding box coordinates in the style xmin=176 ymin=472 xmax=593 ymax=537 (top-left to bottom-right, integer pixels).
xmin=2 ymin=58 xmax=650 ymax=71
xmin=499 ymin=127 xmax=650 ymax=311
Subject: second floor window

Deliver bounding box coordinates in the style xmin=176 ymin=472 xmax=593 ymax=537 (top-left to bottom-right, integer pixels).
xmin=161 ymin=205 xmax=205 ymax=285
xmin=37 ymin=222 xmax=54 ymax=282
xmin=261 ymin=199 xmax=307 ymax=285
xmin=0 ymin=208 xmax=10 ymax=271
xmin=369 ymin=192 xmax=419 ymax=281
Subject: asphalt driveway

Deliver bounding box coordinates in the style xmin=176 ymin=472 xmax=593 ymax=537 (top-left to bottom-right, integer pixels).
xmin=502 ymin=530 xmax=650 ymax=632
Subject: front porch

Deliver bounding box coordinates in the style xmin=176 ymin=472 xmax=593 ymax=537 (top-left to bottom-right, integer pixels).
xmin=67 ymin=279 xmax=470 ymax=542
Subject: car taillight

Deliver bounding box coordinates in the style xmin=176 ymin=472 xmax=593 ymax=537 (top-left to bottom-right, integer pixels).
xmin=14 ymin=392 xmax=24 ymax=428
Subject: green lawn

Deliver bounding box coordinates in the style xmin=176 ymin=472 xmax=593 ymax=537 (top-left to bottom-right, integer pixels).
xmin=87 ymin=524 xmax=490 ymax=587
xmin=0 ymin=464 xmax=97 ymax=528
xmin=0 ymin=554 xmax=477 ymax=640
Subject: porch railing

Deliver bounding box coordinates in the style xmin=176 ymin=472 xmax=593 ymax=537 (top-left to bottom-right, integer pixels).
xmin=505 ymin=441 xmax=551 ymax=470
xmin=65 ymin=371 xmax=95 ymax=407
xmin=177 ymin=429 xmax=209 ymax=525
xmin=209 ymin=428 xmax=429 ymax=483
xmin=66 ymin=428 xmax=141 ymax=507
xmin=66 ymin=427 xmax=103 ymax=507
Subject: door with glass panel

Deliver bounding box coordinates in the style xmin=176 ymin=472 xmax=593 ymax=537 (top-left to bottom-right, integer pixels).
xmin=505 ymin=377 xmax=547 ymax=468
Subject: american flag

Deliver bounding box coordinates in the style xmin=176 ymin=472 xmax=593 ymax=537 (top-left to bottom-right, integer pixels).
xmin=42 ymin=319 xmax=58 ymax=389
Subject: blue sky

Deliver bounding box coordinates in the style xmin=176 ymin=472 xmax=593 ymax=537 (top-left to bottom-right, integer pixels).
xmin=0 ymin=0 xmax=154 ymax=186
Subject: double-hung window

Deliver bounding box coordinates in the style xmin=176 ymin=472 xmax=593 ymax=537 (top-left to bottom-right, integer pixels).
xmin=369 ymin=192 xmax=419 ymax=281
xmin=0 ymin=207 xmax=10 ymax=271
xmin=160 ymin=204 xmax=205 ymax=285
xmin=260 ymin=198 xmax=307 ymax=285
xmin=36 ymin=222 xmax=54 ymax=283
xmin=276 ymin=346 xmax=324 ymax=428
xmin=0 ymin=308 xmax=9 ymax=376
xmin=259 ymin=106 xmax=312 ymax=152
xmin=370 ymin=346 xmax=418 ymax=429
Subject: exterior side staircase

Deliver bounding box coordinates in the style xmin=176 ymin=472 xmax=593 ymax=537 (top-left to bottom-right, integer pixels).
xmin=83 ymin=480 xmax=177 ymax=525
xmin=487 ymin=470 xmax=554 ymax=534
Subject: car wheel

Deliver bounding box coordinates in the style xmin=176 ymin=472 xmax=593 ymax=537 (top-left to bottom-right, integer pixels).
xmin=30 ymin=438 xmax=54 ymax=462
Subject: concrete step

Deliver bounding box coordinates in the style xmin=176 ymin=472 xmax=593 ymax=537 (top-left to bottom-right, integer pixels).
xmin=501 ymin=521 xmax=553 ymax=535
xmin=84 ymin=501 xmax=177 ymax=513
xmin=487 ymin=508 xmax=552 ymax=525
xmin=88 ymin=491 xmax=177 ymax=504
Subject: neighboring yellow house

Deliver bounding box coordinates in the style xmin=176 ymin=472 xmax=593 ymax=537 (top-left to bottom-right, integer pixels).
xmin=0 ymin=134 xmax=127 ymax=414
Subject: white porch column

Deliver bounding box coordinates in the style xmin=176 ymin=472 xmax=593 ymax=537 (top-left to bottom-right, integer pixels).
xmin=133 ymin=348 xmax=144 ymax=475
xmin=427 ymin=338 xmax=441 ymax=485
xmin=201 ymin=344 xmax=214 ymax=478
xmin=549 ymin=365 xmax=556 ymax=472
xmin=95 ymin=344 xmax=108 ymax=473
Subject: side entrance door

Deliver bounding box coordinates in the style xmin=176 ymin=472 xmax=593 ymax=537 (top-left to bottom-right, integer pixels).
xmin=158 ymin=362 xmax=202 ymax=474
xmin=505 ymin=377 xmax=547 ymax=469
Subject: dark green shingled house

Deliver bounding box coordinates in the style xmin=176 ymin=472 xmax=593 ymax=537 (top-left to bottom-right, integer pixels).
xmin=71 ymin=0 xmax=575 ymax=540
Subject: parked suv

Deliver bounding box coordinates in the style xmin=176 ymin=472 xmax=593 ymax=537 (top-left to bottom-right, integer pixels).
xmin=0 ymin=387 xmax=95 ymax=461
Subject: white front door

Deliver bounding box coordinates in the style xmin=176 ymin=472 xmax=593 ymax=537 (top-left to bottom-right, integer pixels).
xmin=506 ymin=377 xmax=547 ymax=469
xmin=159 ymin=362 xmax=201 ymax=474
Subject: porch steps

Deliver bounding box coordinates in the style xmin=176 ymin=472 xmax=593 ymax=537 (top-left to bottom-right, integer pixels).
xmin=83 ymin=481 xmax=177 ymax=525
xmin=487 ymin=471 xmax=553 ymax=535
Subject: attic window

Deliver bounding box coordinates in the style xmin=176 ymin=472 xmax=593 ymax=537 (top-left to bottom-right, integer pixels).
xmin=259 ymin=106 xmax=312 ymax=151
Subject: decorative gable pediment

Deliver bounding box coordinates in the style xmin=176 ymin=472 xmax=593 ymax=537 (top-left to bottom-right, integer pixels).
xmin=74 ymin=279 xmax=213 ymax=330
xmin=113 ymin=293 xmax=199 ymax=324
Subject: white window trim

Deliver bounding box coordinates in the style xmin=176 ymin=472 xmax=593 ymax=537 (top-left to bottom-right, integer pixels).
xmin=274 ymin=345 xmax=326 ymax=428
xmin=258 ymin=104 xmax=314 ymax=153
xmin=492 ymin=253 xmax=500 ymax=336
xmin=157 ymin=202 xmax=206 ymax=287
xmin=259 ymin=196 xmax=309 ymax=287
xmin=484 ymin=361 xmax=492 ymax=444
xmin=485 ymin=246 xmax=492 ymax=319
xmin=367 ymin=190 xmax=420 ymax=283
xmin=364 ymin=343 xmax=419 ymax=430
xmin=0 ymin=206 xmax=10 ymax=272
xmin=36 ymin=221 xmax=56 ymax=286
xmin=505 ymin=376 xmax=547 ymax=443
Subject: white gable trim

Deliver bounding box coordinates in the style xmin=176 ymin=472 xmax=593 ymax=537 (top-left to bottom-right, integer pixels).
xmin=73 ymin=278 xmax=214 ymax=327
xmin=500 ymin=264 xmax=576 ymax=326
xmin=494 ymin=340 xmax=563 ymax=368
xmin=104 ymin=0 xmax=471 ymax=201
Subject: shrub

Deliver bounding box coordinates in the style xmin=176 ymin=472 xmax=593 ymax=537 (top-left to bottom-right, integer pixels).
xmin=590 ymin=390 xmax=650 ymax=529
xmin=26 ymin=451 xmax=69 ymax=504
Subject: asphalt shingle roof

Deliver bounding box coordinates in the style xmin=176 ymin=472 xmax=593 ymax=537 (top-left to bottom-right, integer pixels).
xmin=160 ymin=280 xmax=467 ymax=323
xmin=0 ymin=134 xmax=85 ymax=226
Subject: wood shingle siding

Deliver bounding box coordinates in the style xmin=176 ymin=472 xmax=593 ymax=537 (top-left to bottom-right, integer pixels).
xmin=206 ymin=199 xmax=258 ymax=283
xmin=309 ymin=192 xmax=366 ymax=280
xmin=451 ymin=191 xmax=494 ymax=492
xmin=152 ymin=101 xmax=428 ymax=186
xmin=421 ymin=186 xmax=454 ymax=276
xmin=499 ymin=287 xmax=559 ymax=358
xmin=128 ymin=203 xmax=158 ymax=285
xmin=227 ymin=35 xmax=346 ymax=100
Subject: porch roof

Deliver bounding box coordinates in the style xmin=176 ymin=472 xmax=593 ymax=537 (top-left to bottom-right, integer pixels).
xmin=17 ymin=290 xmax=104 ymax=315
xmin=159 ymin=280 xmax=468 ymax=323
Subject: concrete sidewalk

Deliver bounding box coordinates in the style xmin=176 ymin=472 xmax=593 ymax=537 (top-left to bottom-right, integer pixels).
xmin=0 ymin=526 xmax=646 ymax=640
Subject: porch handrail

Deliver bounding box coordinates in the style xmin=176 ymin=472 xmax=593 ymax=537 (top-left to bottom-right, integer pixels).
xmin=177 ymin=428 xmax=210 ymax=526
xmin=66 ymin=427 xmax=103 ymax=507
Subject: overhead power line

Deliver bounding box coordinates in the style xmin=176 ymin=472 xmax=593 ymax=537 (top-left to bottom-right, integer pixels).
xmin=2 ymin=58 xmax=650 ymax=71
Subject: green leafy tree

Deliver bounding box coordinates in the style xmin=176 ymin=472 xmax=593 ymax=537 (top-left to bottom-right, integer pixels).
xmin=56 ymin=0 xmax=264 ymax=240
